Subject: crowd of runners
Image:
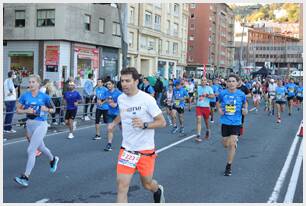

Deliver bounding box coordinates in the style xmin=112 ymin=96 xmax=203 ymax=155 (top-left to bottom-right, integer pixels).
xmin=6 ymin=67 xmax=303 ymax=203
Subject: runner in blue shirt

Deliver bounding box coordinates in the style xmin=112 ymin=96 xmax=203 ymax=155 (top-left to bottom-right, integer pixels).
xmin=296 ymin=82 xmax=303 ymax=111
xmin=275 ymin=80 xmax=288 ymax=123
xmin=171 ymin=81 xmax=188 ymax=135
xmin=216 ymin=74 xmax=248 ymax=176
xmin=63 ymin=81 xmax=82 ymax=139
xmin=285 ymin=78 xmax=297 ymax=116
xmin=14 ymin=74 xmax=59 ymax=187
xmin=104 ymin=80 xmax=122 ymax=151
xmin=209 ymin=79 xmax=221 ymax=123
xmin=195 ymin=78 xmax=214 ymax=142
xmin=93 ymin=78 xmax=109 ymax=140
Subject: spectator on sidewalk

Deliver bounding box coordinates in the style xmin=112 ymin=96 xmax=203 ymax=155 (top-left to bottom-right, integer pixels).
xmin=154 ymin=77 xmax=164 ymax=107
xmin=47 ymin=81 xmax=62 ymax=125
xmin=83 ymin=73 xmax=95 ymax=121
xmin=13 ymin=70 xmax=22 ymax=98
xmin=4 ymin=71 xmax=17 ymax=133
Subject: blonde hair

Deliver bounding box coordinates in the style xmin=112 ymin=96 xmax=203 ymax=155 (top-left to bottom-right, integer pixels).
xmin=29 ymin=74 xmax=42 ymax=85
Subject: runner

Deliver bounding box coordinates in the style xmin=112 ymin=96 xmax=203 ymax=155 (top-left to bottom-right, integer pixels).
xmin=275 ymin=80 xmax=287 ymax=123
xmin=103 ymin=80 xmax=122 ymax=151
xmin=195 ymin=78 xmax=214 ymax=142
xmin=295 ymin=82 xmax=303 ymax=111
xmin=237 ymin=78 xmax=251 ymax=136
xmin=216 ymin=74 xmax=248 ymax=176
xmin=93 ymin=78 xmax=108 ymax=140
xmin=209 ymin=79 xmax=221 ymax=123
xmin=171 ymin=81 xmax=189 ymax=135
xmin=163 ymin=84 xmax=174 ymax=126
xmin=63 ymin=81 xmax=82 ymax=139
xmin=187 ymin=80 xmax=195 ymax=112
xmin=142 ymin=77 xmax=155 ymax=97
xmin=251 ymin=81 xmax=262 ymax=112
xmin=267 ymin=79 xmax=277 ymax=116
xmin=108 ymin=67 xmax=166 ymax=203
xmin=14 ymin=74 xmax=59 ymax=187
xmin=285 ymin=78 xmax=298 ymax=116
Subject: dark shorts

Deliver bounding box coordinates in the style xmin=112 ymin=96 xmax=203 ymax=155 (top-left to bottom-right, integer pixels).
xmin=287 ymin=96 xmax=295 ymax=102
xmin=166 ymin=104 xmax=173 ymax=111
xmin=106 ymin=114 xmax=117 ymax=123
xmin=209 ymin=102 xmax=216 ymax=108
xmin=188 ymin=92 xmax=194 ymax=98
xmin=95 ymin=109 xmax=108 ymax=124
xmin=65 ymin=109 xmax=77 ymax=120
xmin=297 ymin=96 xmax=303 ymax=102
xmin=173 ymin=106 xmax=184 ymax=114
xmin=276 ymin=101 xmax=286 ymax=105
xmin=221 ymin=124 xmax=241 ymax=137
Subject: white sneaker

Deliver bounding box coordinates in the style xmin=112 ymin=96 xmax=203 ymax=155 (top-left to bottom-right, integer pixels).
xmin=210 ymin=120 xmax=214 ymax=123
xmin=4 ymin=129 xmax=16 ymax=133
xmin=68 ymin=133 xmax=74 ymax=139
xmin=47 ymin=123 xmax=51 ymax=127
xmin=84 ymin=116 xmax=90 ymax=121
xmin=73 ymin=121 xmax=77 ymax=130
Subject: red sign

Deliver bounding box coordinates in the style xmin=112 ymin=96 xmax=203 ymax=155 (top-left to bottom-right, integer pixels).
xmin=45 ymin=46 xmax=59 ymax=66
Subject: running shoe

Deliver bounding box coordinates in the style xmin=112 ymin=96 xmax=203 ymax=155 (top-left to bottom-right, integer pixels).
xmin=104 ymin=143 xmax=112 ymax=151
xmin=35 ymin=150 xmax=42 ymax=157
xmin=153 ymin=184 xmax=165 ymax=203
xmin=171 ymin=127 xmax=179 ymax=134
xmin=93 ymin=135 xmax=101 ymax=140
xmin=224 ymin=165 xmax=232 ymax=176
xmin=50 ymin=156 xmax=59 ymax=173
xmin=210 ymin=119 xmax=214 ymax=123
xmin=277 ymin=118 xmax=281 ymax=123
xmin=204 ymin=131 xmax=209 ymax=140
xmin=289 ymin=113 xmax=292 ymax=116
xmin=73 ymin=121 xmax=77 ymax=130
xmin=179 ymin=127 xmax=185 ymax=134
xmin=14 ymin=174 xmax=29 ymax=187
xmin=68 ymin=133 xmax=74 ymax=139
xmin=84 ymin=116 xmax=90 ymax=121
xmin=195 ymin=134 xmax=202 ymax=142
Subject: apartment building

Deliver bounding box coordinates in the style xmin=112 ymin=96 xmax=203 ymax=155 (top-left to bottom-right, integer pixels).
xmin=3 ymin=3 xmax=121 ymax=87
xmin=186 ymin=3 xmax=235 ymax=78
xmin=127 ymin=3 xmax=189 ymax=79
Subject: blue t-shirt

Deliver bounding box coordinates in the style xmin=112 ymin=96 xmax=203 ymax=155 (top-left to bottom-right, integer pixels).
xmin=197 ymin=85 xmax=214 ymax=107
xmin=95 ymin=86 xmax=109 ymax=110
xmin=64 ymin=90 xmax=82 ymax=110
xmin=275 ymin=86 xmax=287 ymax=101
xmin=211 ymin=84 xmax=220 ymax=102
xmin=296 ymin=86 xmax=303 ymax=97
xmin=143 ymin=84 xmax=155 ymax=95
xmin=19 ymin=91 xmax=52 ymax=121
xmin=218 ymin=89 xmax=247 ymax=126
xmin=285 ymin=83 xmax=297 ymax=97
xmin=105 ymin=89 xmax=122 ymax=116
xmin=173 ymin=87 xmax=188 ymax=108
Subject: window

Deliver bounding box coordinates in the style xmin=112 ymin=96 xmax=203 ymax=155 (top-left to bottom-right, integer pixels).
xmin=148 ymin=39 xmax=155 ymax=50
xmin=173 ymin=23 xmax=178 ymax=36
xmin=15 ymin=10 xmax=25 ymax=27
xmin=154 ymin=15 xmax=161 ymax=31
xmin=189 ymin=35 xmax=194 ymax=41
xmin=190 ymin=13 xmax=195 ymax=19
xmin=190 ymin=23 xmax=195 ymax=30
xmin=167 ymin=20 xmax=171 ymax=34
xmin=99 ymin=18 xmax=105 ymax=33
xmin=166 ymin=41 xmax=170 ymax=54
xmin=158 ymin=39 xmax=162 ymax=53
xmin=173 ymin=42 xmax=178 ymax=54
xmin=84 ymin=14 xmax=91 ymax=31
xmin=145 ymin=11 xmax=152 ymax=27
xmin=37 ymin=9 xmax=55 ymax=27
xmin=188 ymin=45 xmax=193 ymax=51
xmin=188 ymin=56 xmax=193 ymax=61
xmin=112 ymin=22 xmax=121 ymax=36
xmin=129 ymin=7 xmax=134 ymax=24
xmin=167 ymin=4 xmax=171 ymax=14
xmin=190 ymin=3 xmax=196 ymax=9
xmin=174 ymin=3 xmax=179 ymax=16
xmin=140 ymin=36 xmax=147 ymax=49
xmin=128 ymin=32 xmax=134 ymax=47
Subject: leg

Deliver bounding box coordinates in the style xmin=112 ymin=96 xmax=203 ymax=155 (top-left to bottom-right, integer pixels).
xmin=178 ymin=113 xmax=184 ymax=127
xmin=116 ymin=173 xmax=134 ymax=203
xmin=196 ymin=116 xmax=202 ymax=136
xmin=276 ymin=103 xmax=281 ymax=120
xmin=68 ymin=119 xmax=73 ymax=133
xmin=227 ymin=135 xmax=238 ymax=164
xmin=83 ymin=97 xmax=89 ymax=117
xmin=172 ymin=110 xmax=177 ymax=127
xmin=107 ymin=123 xmax=114 ymax=144
xmin=4 ymin=101 xmax=16 ymax=131
xmin=222 ymin=137 xmax=230 ymax=148
xmin=140 ymin=175 xmax=159 ymax=193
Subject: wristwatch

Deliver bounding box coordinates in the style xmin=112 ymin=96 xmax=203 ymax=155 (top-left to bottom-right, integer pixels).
xmin=143 ymin=122 xmax=149 ymax=129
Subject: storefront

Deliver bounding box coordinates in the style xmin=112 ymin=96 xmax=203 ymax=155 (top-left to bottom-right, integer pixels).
xmin=74 ymin=44 xmax=99 ymax=83
xmin=168 ymin=62 xmax=175 ymax=79
xmin=158 ymin=61 xmax=166 ymax=78
xmin=9 ymin=51 xmax=34 ymax=77
xmin=100 ymin=47 xmax=119 ymax=80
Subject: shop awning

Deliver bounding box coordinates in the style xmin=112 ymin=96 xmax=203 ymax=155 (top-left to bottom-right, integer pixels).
xmin=8 ymin=51 xmax=34 ymax=57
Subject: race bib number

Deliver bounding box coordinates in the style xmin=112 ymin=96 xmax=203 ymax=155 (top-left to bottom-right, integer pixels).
xmin=276 ymin=94 xmax=282 ymax=100
xmin=225 ymin=104 xmax=236 ymax=115
xmin=118 ymin=150 xmax=141 ymax=168
xmin=288 ymin=88 xmax=294 ymax=93
xmin=175 ymin=100 xmax=180 ymax=106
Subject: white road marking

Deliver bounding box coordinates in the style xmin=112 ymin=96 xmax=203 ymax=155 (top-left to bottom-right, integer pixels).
xmin=267 ymin=121 xmax=303 ymax=203
xmin=283 ymin=138 xmax=303 ymax=203
xmin=156 ymin=134 xmax=197 ymax=154
xmin=35 ymin=198 xmax=49 ymax=203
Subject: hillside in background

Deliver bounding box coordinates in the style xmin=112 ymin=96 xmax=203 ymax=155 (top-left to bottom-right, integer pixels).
xmin=230 ymin=3 xmax=300 ymax=23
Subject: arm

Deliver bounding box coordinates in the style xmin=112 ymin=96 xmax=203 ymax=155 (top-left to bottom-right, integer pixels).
xmin=107 ymin=115 xmax=121 ymax=131
xmin=216 ymin=101 xmax=224 ymax=115
xmin=16 ymin=102 xmax=34 ymax=114
xmin=132 ymin=113 xmax=166 ymax=129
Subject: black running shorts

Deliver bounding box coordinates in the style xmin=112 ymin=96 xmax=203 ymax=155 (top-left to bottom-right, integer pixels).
xmin=221 ymin=124 xmax=241 ymax=137
xmin=65 ymin=109 xmax=77 ymax=120
xmin=95 ymin=108 xmax=108 ymax=124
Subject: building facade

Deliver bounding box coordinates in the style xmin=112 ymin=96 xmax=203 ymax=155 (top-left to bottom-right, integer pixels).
xmin=3 ymin=3 xmax=121 ymax=88
xmin=127 ymin=3 xmax=189 ymax=79
xmin=186 ymin=3 xmax=235 ymax=78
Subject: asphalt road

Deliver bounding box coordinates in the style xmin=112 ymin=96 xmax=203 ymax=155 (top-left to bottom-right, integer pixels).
xmin=3 ymin=102 xmax=303 ymax=203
